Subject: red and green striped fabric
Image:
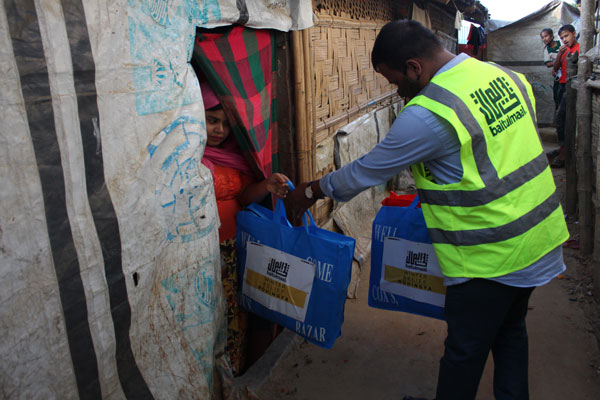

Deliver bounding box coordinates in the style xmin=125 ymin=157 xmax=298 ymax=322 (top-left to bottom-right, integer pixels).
xmin=193 ymin=26 xmax=278 ymax=179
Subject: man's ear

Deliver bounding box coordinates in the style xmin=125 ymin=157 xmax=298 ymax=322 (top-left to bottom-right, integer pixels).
xmin=405 ymin=59 xmax=422 ymax=77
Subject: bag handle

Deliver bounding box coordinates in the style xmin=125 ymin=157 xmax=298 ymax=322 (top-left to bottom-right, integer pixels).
xmin=409 ymin=195 xmax=420 ymax=209
xmin=274 ymin=196 xmax=293 ymax=228
xmin=273 ymin=181 xmax=316 ymax=233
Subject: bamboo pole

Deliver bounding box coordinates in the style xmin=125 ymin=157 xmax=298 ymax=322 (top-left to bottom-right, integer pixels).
xmin=302 ymin=28 xmax=315 ymax=183
xmin=291 ymin=31 xmax=310 ymax=184
xmin=576 ymin=0 xmax=596 ymax=256
xmin=579 ymin=0 xmax=598 ymax=298
xmin=580 ymin=0 xmax=595 ymax=53
xmin=595 ymin=79 xmax=600 ymax=300
xmin=303 ymin=27 xmax=322 ymax=219
xmin=576 ymin=55 xmax=593 ymax=254
xmin=564 ymin=51 xmax=578 ymax=217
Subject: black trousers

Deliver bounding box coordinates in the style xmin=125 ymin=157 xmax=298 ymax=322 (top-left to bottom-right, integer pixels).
xmin=436 ymin=279 xmax=535 ymax=400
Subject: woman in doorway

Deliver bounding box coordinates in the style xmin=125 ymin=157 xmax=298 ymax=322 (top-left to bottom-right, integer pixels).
xmin=200 ymin=81 xmax=290 ymax=375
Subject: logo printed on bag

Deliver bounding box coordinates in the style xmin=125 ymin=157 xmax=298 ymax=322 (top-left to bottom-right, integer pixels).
xmin=379 ymin=237 xmax=446 ymax=308
xmin=242 ymin=242 xmax=315 ymax=322
xmin=266 ymin=258 xmax=290 ymax=282
xmin=405 ymin=250 xmax=429 ymax=272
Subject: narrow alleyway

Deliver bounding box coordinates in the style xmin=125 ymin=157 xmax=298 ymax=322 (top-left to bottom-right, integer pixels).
xmin=252 ymin=130 xmax=600 ymax=400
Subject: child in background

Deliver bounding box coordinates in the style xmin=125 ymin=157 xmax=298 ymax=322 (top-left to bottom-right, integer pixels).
xmin=541 ymin=28 xmax=561 ymax=108
xmin=551 ymin=24 xmax=580 ymax=168
xmin=541 ymin=27 xmax=562 ymax=161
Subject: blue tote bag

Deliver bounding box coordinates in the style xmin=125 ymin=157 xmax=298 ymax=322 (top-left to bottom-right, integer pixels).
xmin=369 ymin=193 xmax=445 ymax=320
xmin=236 ymin=189 xmax=355 ymax=348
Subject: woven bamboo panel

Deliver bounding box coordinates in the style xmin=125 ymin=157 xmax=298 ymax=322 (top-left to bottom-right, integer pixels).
xmin=310 ymin=20 xmax=398 ymax=137
xmin=309 ymin=0 xmax=406 ymax=223
xmin=315 ymin=0 xmax=404 ymax=21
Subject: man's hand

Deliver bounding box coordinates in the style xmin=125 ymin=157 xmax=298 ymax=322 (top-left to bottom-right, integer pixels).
xmin=283 ymin=181 xmax=316 ymax=226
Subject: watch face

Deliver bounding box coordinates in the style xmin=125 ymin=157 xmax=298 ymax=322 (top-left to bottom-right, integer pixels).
xmin=305 ymin=184 xmax=313 ymax=199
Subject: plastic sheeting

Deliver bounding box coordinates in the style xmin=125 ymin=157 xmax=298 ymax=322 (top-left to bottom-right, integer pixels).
xmin=0 ymin=0 xmax=312 ymax=399
xmin=330 ymin=104 xmax=408 ymax=298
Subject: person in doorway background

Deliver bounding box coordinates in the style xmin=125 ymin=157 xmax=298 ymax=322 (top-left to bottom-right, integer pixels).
xmin=286 ymin=20 xmax=569 ymax=400
xmin=552 ymin=24 xmax=580 ymax=169
xmin=200 ymin=81 xmax=289 ymax=375
xmin=540 ymin=27 xmax=562 ymax=161
xmin=540 ymin=28 xmax=561 ymax=107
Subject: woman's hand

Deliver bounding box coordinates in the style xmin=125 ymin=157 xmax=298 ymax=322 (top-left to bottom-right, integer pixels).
xmin=265 ymin=173 xmax=290 ymax=198
xmin=238 ymin=172 xmax=290 ymax=206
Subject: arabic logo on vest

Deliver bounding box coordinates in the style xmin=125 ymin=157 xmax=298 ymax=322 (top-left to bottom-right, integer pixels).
xmin=469 ymin=76 xmax=528 ymax=137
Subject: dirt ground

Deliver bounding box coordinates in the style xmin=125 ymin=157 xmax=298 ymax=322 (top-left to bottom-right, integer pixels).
xmin=253 ymin=140 xmax=600 ymax=399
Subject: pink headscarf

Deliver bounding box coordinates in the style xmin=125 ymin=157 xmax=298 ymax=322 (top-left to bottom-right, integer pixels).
xmin=200 ymin=81 xmax=254 ymax=178
xmin=201 ymin=138 xmax=254 ymax=178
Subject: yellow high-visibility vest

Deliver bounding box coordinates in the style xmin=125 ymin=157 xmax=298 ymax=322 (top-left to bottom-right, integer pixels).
xmin=407 ymin=57 xmax=569 ymax=278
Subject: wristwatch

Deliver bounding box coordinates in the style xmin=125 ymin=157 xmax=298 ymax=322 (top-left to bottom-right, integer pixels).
xmin=305 ymin=181 xmax=315 ymax=199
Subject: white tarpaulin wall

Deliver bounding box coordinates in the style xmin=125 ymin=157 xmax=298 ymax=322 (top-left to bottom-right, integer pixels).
xmin=486 ymin=0 xmax=579 ymax=126
xmin=0 ymin=0 xmax=312 ymax=399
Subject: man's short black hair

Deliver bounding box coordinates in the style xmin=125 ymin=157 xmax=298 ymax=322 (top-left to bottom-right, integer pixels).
xmin=540 ymin=28 xmax=554 ymax=37
xmin=371 ymin=19 xmax=443 ymax=73
xmin=558 ymin=24 xmax=576 ymax=35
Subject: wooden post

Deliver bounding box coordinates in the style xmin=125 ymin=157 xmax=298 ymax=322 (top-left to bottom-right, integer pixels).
xmin=564 ymin=51 xmax=578 ymax=217
xmin=580 ymin=0 xmax=600 ymax=299
xmin=576 ymin=0 xmax=596 ymax=255
xmin=580 ymin=0 xmax=595 ymax=52
xmin=302 ymin=28 xmax=315 ymax=183
xmin=576 ymin=56 xmax=593 ymax=254
xmin=292 ymin=31 xmax=310 ymax=184
xmin=590 ymin=79 xmax=600 ymax=302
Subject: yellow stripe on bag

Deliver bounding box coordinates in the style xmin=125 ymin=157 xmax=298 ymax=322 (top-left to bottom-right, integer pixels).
xmin=384 ymin=265 xmax=447 ymax=295
xmin=245 ymin=269 xmax=308 ymax=308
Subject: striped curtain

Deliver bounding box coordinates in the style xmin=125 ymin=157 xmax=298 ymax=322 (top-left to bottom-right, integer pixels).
xmin=193 ymin=26 xmax=278 ymax=179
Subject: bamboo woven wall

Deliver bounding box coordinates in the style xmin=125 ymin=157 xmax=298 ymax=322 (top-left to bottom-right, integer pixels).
xmin=310 ymin=21 xmax=394 ymax=140
xmin=299 ymin=0 xmax=407 ymax=221
xmin=314 ymin=0 xmax=405 ymax=21
xmin=311 ymin=0 xmax=405 ymax=144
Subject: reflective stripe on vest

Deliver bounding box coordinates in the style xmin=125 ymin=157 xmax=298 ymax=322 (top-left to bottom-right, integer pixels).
xmin=417 ymin=82 xmax=549 ymax=207
xmin=427 ymin=193 xmax=561 ymax=245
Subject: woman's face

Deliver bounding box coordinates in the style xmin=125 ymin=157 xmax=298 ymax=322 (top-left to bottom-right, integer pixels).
xmin=540 ymin=31 xmax=553 ymax=46
xmin=205 ymin=109 xmax=231 ymax=147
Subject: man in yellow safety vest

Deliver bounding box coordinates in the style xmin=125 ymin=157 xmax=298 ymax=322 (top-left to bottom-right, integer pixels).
xmin=287 ymin=19 xmax=569 ymax=400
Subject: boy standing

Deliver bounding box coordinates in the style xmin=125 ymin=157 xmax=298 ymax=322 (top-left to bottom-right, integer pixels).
xmin=551 ymin=24 xmax=580 ymax=168
xmin=540 ymin=28 xmax=561 ymax=108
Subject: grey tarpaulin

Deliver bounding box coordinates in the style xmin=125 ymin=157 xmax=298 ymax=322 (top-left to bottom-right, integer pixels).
xmin=329 ymin=105 xmax=408 ymax=298
xmin=0 ymin=0 xmax=312 ymax=399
